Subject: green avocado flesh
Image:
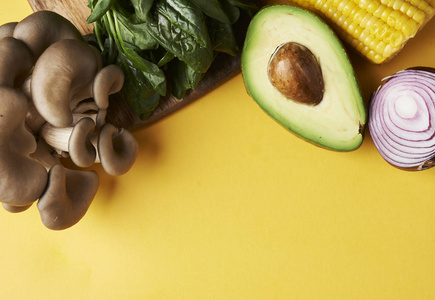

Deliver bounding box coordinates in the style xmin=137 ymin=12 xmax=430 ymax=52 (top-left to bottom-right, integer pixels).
xmin=241 ymin=5 xmax=366 ymax=151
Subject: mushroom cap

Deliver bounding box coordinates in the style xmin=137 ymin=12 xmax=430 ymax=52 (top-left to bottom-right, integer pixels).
xmin=98 ymin=123 xmax=139 ymax=176
xmin=93 ymin=64 xmax=125 ymax=110
xmin=13 ymin=10 xmax=83 ymax=61
xmin=68 ymin=117 xmax=97 ymax=168
xmin=10 ymin=121 xmax=37 ymax=156
xmin=2 ymin=203 xmax=32 ymax=213
xmin=0 ymin=87 xmax=35 ymax=149
xmin=37 ymin=164 xmax=99 ymax=230
xmin=0 ymin=37 xmax=33 ymax=88
xmin=0 ymin=87 xmax=48 ymax=206
xmin=0 ymin=153 xmax=48 ymax=206
xmin=0 ymin=22 xmax=17 ymax=39
xmin=31 ymin=38 xmax=101 ymax=128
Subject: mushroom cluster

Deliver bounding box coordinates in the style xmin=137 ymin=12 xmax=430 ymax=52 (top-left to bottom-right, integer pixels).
xmin=0 ymin=11 xmax=139 ymax=230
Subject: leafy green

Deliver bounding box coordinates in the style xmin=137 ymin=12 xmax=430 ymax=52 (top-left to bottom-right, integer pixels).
xmin=144 ymin=0 xmax=213 ymax=73
xmin=189 ymin=0 xmax=238 ymax=24
xmin=86 ymin=0 xmax=258 ymax=120
xmin=208 ymin=18 xmax=238 ymax=56
xmin=115 ymin=12 xmax=159 ymax=50
xmin=130 ymin=0 xmax=155 ymax=22
xmin=116 ymin=52 xmax=161 ymax=119
xmin=87 ymin=0 xmax=115 ymax=23
xmin=169 ymin=59 xmax=203 ymax=99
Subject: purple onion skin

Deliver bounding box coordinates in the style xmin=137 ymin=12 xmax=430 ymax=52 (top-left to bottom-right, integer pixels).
xmin=368 ymin=67 xmax=435 ymax=171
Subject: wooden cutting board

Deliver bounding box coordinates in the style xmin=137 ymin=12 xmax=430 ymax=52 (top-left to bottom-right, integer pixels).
xmin=27 ymin=0 xmax=244 ymax=130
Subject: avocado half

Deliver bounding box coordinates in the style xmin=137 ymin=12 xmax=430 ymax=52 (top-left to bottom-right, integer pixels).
xmin=241 ymin=5 xmax=366 ymax=151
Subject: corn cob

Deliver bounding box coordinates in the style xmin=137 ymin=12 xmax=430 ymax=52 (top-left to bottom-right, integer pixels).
xmin=287 ymin=0 xmax=435 ymax=63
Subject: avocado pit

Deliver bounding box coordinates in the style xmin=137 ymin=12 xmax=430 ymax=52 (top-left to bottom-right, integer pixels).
xmin=268 ymin=42 xmax=324 ymax=105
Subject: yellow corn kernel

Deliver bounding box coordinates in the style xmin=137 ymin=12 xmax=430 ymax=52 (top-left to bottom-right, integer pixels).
xmin=337 ymin=14 xmax=348 ymax=26
xmin=355 ymin=40 xmax=366 ymax=51
xmin=392 ymin=0 xmax=405 ymax=9
xmin=375 ymin=23 xmax=390 ymax=38
xmin=380 ymin=0 xmax=396 ymax=6
xmin=367 ymin=1 xmax=380 ymax=12
xmin=386 ymin=9 xmax=402 ymax=26
xmin=403 ymin=21 xmax=419 ymax=36
xmin=369 ymin=18 xmax=386 ymax=35
xmin=314 ymin=0 xmax=328 ymax=10
xmin=366 ymin=14 xmax=381 ymax=28
xmin=361 ymin=47 xmax=384 ymax=63
xmin=337 ymin=0 xmax=351 ymax=11
xmin=411 ymin=9 xmax=426 ymax=22
xmin=410 ymin=0 xmax=434 ymax=15
xmin=325 ymin=6 xmax=337 ymax=18
xmin=343 ymin=1 xmax=357 ymax=16
xmin=319 ymin=2 xmax=332 ymax=14
xmin=350 ymin=21 xmax=362 ymax=37
xmin=353 ymin=8 xmax=368 ymax=23
xmin=373 ymin=4 xmax=387 ymax=16
xmin=361 ymin=31 xmax=375 ymax=47
xmin=380 ymin=7 xmax=394 ymax=19
xmin=382 ymin=43 xmax=395 ymax=57
xmin=358 ymin=27 xmax=371 ymax=45
xmin=286 ymin=0 xmax=434 ymax=63
xmin=332 ymin=0 xmax=343 ymax=8
xmin=388 ymin=30 xmax=405 ymax=47
xmin=399 ymin=2 xmax=413 ymax=15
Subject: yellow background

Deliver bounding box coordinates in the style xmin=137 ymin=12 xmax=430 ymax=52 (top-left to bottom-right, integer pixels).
xmin=1 ymin=0 xmax=435 ymax=299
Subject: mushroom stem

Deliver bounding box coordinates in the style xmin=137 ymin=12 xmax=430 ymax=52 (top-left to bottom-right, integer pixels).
xmin=40 ymin=123 xmax=72 ymax=153
xmin=29 ymin=138 xmax=61 ymax=171
xmin=41 ymin=118 xmax=98 ymax=168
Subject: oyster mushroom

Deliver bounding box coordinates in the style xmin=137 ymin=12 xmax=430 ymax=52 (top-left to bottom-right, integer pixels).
xmin=0 ymin=22 xmax=17 ymax=39
xmin=41 ymin=117 xmax=97 ymax=168
xmin=2 ymin=203 xmax=33 ymax=213
xmin=68 ymin=64 xmax=124 ymax=128
xmin=72 ymin=100 xmax=99 ymax=124
xmin=93 ymin=64 xmax=125 ymax=110
xmin=72 ymin=100 xmax=108 ymax=129
xmin=0 ymin=37 xmax=33 ymax=88
xmin=98 ymin=123 xmax=139 ymax=176
xmin=29 ymin=138 xmax=61 ymax=171
xmin=37 ymin=164 xmax=99 ymax=230
xmin=0 ymin=87 xmax=47 ymax=208
xmin=31 ymin=38 xmax=102 ymax=128
xmin=12 ymin=10 xmax=83 ymax=61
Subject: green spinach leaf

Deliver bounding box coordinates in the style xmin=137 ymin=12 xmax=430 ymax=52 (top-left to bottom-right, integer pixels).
xmin=115 ymin=12 xmax=159 ymax=50
xmin=188 ymin=0 xmax=236 ymax=24
xmin=117 ymin=52 xmax=162 ymax=119
xmin=123 ymin=47 xmax=167 ymax=96
xmin=87 ymin=0 xmax=115 ymax=23
xmin=144 ymin=0 xmax=213 ymax=73
xmin=130 ymin=0 xmax=155 ymax=22
xmin=169 ymin=59 xmax=203 ymax=99
xmin=208 ymin=18 xmax=238 ymax=56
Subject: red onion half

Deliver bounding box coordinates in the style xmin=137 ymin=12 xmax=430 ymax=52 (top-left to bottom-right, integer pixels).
xmin=369 ymin=68 xmax=435 ymax=170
